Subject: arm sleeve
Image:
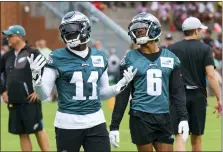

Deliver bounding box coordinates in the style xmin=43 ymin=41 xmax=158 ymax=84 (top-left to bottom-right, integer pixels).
xmin=34 ymin=67 xmax=57 ymax=101
xmin=169 ymin=67 xmax=188 ymax=122
xmin=204 ymin=46 xmax=215 ymax=67
xmin=98 ymin=68 xmax=120 ymax=101
xmin=109 ymin=67 xmax=132 ymax=131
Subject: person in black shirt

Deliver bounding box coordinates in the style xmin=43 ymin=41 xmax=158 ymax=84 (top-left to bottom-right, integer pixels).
xmin=168 ymin=17 xmax=222 ymax=151
xmin=202 ymin=29 xmax=213 ymax=47
xmin=162 ymin=33 xmax=174 ymax=48
xmin=0 ymin=25 xmax=50 ymax=151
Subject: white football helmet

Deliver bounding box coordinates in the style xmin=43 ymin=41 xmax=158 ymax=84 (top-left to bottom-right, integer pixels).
xmin=128 ymin=13 xmax=162 ymax=45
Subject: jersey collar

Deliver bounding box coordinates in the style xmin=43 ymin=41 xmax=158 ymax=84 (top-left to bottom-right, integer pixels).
xmin=65 ymin=47 xmax=91 ymax=61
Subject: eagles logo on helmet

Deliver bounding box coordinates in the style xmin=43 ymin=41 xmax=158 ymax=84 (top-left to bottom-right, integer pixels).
xmin=59 ymin=11 xmax=91 ymax=49
xmin=128 ymin=12 xmax=162 ymax=45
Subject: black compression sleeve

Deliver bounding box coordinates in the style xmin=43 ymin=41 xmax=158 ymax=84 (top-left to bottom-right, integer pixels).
xmin=109 ymin=68 xmax=132 ymax=131
xmin=169 ymin=67 xmax=188 ymax=122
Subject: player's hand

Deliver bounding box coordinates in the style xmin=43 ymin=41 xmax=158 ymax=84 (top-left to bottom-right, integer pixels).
xmin=2 ymin=91 xmax=8 ymax=104
xmin=27 ymin=92 xmax=38 ymax=102
xmin=213 ymin=101 xmax=222 ymax=118
xmin=123 ymin=66 xmax=137 ymax=84
xmin=116 ymin=66 xmax=137 ymax=92
xmin=109 ymin=130 xmax=120 ymax=148
xmin=27 ymin=54 xmax=46 ymax=85
xmin=178 ymin=120 xmax=189 ymax=142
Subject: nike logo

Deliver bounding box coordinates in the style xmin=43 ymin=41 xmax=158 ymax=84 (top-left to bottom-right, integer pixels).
xmin=149 ymin=63 xmax=158 ymax=66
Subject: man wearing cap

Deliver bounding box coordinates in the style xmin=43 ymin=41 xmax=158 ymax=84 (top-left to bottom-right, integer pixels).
xmin=168 ymin=17 xmax=222 ymax=151
xmin=0 ymin=25 xmax=50 ymax=151
xmin=162 ymin=33 xmax=174 ymax=48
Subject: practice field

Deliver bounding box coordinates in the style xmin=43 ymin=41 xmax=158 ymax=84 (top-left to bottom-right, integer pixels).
xmin=1 ymin=97 xmax=221 ymax=151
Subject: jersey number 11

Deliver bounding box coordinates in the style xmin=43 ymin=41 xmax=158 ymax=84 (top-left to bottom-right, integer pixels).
xmin=70 ymin=71 xmax=98 ymax=100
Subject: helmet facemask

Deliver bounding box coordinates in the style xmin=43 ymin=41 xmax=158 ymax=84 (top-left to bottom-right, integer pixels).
xmin=128 ymin=20 xmax=162 ymax=45
xmin=59 ymin=21 xmax=91 ymax=49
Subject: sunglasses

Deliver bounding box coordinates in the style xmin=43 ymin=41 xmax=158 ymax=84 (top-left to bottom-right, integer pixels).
xmin=7 ymin=34 xmax=17 ymax=38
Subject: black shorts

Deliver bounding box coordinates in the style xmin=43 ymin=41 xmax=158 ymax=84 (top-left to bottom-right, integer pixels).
xmin=129 ymin=110 xmax=174 ymax=145
xmin=170 ymin=89 xmax=207 ymax=135
xmin=8 ymin=102 xmax=43 ymax=134
xmin=55 ymin=123 xmax=110 ymax=152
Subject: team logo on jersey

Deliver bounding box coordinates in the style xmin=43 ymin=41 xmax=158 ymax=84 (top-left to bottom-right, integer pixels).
xmin=18 ymin=57 xmax=27 ymax=63
xmin=160 ymin=57 xmax=174 ymax=69
xmin=33 ymin=123 xmax=39 ymax=130
xmin=91 ymin=56 xmax=104 ymax=67
xmin=149 ymin=63 xmax=158 ymax=67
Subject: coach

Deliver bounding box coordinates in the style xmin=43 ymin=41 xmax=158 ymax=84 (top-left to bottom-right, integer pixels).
xmin=0 ymin=25 xmax=49 ymax=151
xmin=168 ymin=17 xmax=222 ymax=151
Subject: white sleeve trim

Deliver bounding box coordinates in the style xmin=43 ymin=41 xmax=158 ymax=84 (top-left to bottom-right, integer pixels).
xmin=34 ymin=67 xmax=57 ymax=101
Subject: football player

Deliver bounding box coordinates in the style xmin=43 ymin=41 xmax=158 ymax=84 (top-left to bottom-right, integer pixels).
xmin=27 ymin=11 xmax=137 ymax=152
xmin=109 ymin=13 xmax=189 ymax=151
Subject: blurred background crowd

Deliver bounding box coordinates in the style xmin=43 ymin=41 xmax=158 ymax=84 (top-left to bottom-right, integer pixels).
xmin=1 ymin=1 xmax=222 ymax=99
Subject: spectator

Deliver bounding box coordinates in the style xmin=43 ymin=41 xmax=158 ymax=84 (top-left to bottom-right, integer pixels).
xmin=93 ymin=40 xmax=103 ymax=50
xmin=1 ymin=37 xmax=10 ymax=56
xmin=162 ymin=33 xmax=174 ymax=48
xmin=150 ymin=2 xmax=159 ymax=13
xmin=35 ymin=40 xmax=40 ymax=50
xmin=187 ymin=2 xmax=199 ymax=17
xmin=38 ymin=39 xmax=52 ymax=58
xmin=212 ymin=33 xmax=222 ymax=61
xmin=0 ymin=25 xmax=50 ymax=151
xmin=199 ymin=2 xmax=215 ymax=23
xmin=137 ymin=2 xmax=149 ymax=13
xmin=107 ymin=48 xmax=120 ymax=84
xmin=215 ymin=2 xmax=222 ymax=26
xmin=202 ymin=29 xmax=213 ymax=47
xmin=113 ymin=2 xmax=127 ymax=8
xmin=92 ymin=1 xmax=108 ymax=13
xmin=157 ymin=2 xmax=176 ymax=31
xmin=173 ymin=2 xmax=187 ymax=31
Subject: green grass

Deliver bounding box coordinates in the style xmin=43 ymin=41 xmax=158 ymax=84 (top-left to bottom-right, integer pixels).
xmin=1 ymin=97 xmax=222 ymax=151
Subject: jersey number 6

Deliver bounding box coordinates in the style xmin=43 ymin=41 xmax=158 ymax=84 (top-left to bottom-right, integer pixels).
xmin=147 ymin=69 xmax=162 ymax=96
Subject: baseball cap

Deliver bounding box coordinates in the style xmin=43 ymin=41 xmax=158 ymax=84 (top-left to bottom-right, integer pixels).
xmin=2 ymin=25 xmax=26 ymax=36
xmin=165 ymin=33 xmax=173 ymax=40
xmin=182 ymin=17 xmax=208 ymax=31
